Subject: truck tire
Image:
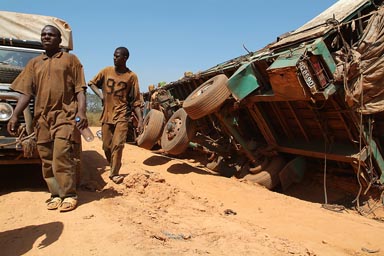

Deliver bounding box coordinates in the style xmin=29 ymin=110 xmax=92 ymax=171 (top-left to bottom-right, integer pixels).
xmin=206 ymin=156 xmax=237 ymax=178
xmin=249 ymin=156 xmax=270 ymax=174
xmin=183 ymin=74 xmax=231 ymax=120
xmin=137 ymin=109 xmax=165 ymax=150
xmin=161 ymin=108 xmax=196 ymax=155
xmin=243 ymin=156 xmax=286 ymax=190
xmin=0 ymin=63 xmax=23 ymax=83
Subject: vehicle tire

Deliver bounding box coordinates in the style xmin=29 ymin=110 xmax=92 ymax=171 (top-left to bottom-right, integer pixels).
xmin=249 ymin=156 xmax=270 ymax=174
xmin=137 ymin=109 xmax=165 ymax=150
xmin=0 ymin=63 xmax=23 ymax=83
xmin=183 ymin=74 xmax=231 ymax=120
xmin=161 ymin=108 xmax=196 ymax=155
xmin=206 ymin=156 xmax=238 ymax=177
xmin=243 ymin=156 xmax=286 ymax=190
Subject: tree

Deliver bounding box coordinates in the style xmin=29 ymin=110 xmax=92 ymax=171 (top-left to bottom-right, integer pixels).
xmin=86 ymin=92 xmax=102 ymax=113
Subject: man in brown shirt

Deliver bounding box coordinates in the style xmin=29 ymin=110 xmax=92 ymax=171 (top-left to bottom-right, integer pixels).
xmin=88 ymin=47 xmax=143 ymax=184
xmin=7 ymin=25 xmax=88 ymax=212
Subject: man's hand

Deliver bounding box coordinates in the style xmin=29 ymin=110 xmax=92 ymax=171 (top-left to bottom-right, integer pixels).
xmin=75 ymin=114 xmax=89 ymax=130
xmin=137 ymin=118 xmax=144 ymax=134
xmin=134 ymin=106 xmax=144 ymax=134
xmin=7 ymin=116 xmax=19 ymax=136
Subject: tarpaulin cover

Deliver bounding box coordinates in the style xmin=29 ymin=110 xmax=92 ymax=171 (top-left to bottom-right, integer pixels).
xmin=0 ymin=11 xmax=73 ymax=50
xmin=334 ymin=6 xmax=384 ymax=114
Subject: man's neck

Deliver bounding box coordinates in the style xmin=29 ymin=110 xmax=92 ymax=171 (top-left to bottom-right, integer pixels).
xmin=115 ymin=66 xmax=128 ymax=74
xmin=45 ymin=48 xmax=61 ymax=57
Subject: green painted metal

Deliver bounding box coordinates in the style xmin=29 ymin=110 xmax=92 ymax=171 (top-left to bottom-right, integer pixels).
xmin=364 ymin=133 xmax=384 ymax=183
xmin=215 ymin=110 xmax=258 ymax=163
xmin=226 ymin=38 xmax=337 ymax=103
xmin=227 ymin=62 xmax=260 ymax=101
xmin=268 ymin=47 xmax=306 ymax=70
xmin=309 ymin=38 xmax=336 ymax=74
xmin=268 ymin=38 xmax=336 ymax=72
xmin=318 ymin=84 xmax=337 ymax=99
xmin=279 ymin=156 xmax=307 ymax=191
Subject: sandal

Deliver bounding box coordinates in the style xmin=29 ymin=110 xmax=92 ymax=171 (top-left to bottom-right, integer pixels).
xmin=59 ymin=197 xmax=78 ymax=212
xmin=110 ymin=175 xmax=124 ymax=184
xmin=47 ymin=197 xmax=62 ymax=210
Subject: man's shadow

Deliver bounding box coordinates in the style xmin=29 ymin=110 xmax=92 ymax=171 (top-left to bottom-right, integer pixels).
xmin=77 ymin=150 xmax=123 ymax=206
xmin=0 ymin=221 xmax=63 ymax=255
xmin=79 ymin=150 xmax=108 ymax=189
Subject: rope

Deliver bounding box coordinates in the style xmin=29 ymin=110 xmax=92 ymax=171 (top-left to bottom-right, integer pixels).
xmin=352 ymin=93 xmax=364 ymax=211
xmin=0 ymin=127 xmax=35 ymax=147
xmin=352 ymin=74 xmax=380 ymax=215
xmin=357 ymin=190 xmax=384 ymax=219
xmin=323 ymin=135 xmax=328 ymax=205
xmin=320 ymin=115 xmax=345 ymax=213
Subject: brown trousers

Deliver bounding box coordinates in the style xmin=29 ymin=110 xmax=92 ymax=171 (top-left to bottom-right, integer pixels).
xmin=37 ymin=138 xmax=77 ymax=198
xmin=102 ymin=122 xmax=128 ymax=177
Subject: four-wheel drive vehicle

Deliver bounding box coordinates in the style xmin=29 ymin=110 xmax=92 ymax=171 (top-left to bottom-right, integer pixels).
xmin=139 ymin=0 xmax=384 ymax=193
xmin=0 ymin=11 xmax=77 ymax=165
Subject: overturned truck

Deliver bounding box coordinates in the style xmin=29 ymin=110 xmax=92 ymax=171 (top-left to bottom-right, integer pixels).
xmin=139 ymin=0 xmax=384 ymax=195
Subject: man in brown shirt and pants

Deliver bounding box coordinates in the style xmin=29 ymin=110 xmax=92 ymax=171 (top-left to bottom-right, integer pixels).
xmin=7 ymin=25 xmax=88 ymax=212
xmin=88 ymin=46 xmax=143 ymax=184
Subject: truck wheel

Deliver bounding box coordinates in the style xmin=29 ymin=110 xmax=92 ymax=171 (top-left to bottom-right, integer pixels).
xmin=206 ymin=156 xmax=237 ymax=178
xmin=206 ymin=156 xmax=223 ymax=172
xmin=137 ymin=109 xmax=165 ymax=150
xmin=183 ymin=74 xmax=231 ymax=120
xmin=243 ymin=156 xmax=286 ymax=190
xmin=0 ymin=64 xmax=23 ymax=83
xmin=249 ymin=156 xmax=270 ymax=174
xmin=161 ymin=108 xmax=196 ymax=155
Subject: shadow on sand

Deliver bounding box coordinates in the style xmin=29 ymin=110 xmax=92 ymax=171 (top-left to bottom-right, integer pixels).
xmin=142 ymin=152 xmax=215 ymax=176
xmin=0 ymin=221 xmax=63 ymax=255
xmin=77 ymin=150 xmax=123 ymax=207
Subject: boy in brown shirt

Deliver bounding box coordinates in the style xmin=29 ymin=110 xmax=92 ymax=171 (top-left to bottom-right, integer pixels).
xmin=88 ymin=47 xmax=143 ymax=184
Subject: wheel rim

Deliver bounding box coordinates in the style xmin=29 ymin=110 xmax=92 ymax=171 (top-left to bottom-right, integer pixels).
xmin=165 ymin=117 xmax=182 ymax=141
xmin=190 ymin=80 xmax=213 ymax=100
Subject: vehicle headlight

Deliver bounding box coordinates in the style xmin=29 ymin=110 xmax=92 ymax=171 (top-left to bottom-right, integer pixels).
xmin=0 ymin=102 xmax=14 ymax=121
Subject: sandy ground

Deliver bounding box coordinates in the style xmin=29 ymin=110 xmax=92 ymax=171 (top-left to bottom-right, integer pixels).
xmin=1 ymin=127 xmax=384 ymax=256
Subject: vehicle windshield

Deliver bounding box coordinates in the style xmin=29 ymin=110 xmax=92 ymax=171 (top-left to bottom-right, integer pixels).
xmin=0 ymin=48 xmax=42 ymax=68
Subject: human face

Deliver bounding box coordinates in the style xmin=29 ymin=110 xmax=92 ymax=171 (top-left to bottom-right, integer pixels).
xmin=41 ymin=26 xmax=61 ymax=51
xmin=113 ymin=49 xmax=127 ymax=67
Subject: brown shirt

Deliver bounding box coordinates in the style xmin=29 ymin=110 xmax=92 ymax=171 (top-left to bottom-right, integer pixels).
xmin=11 ymin=51 xmax=86 ymax=143
xmin=89 ymin=66 xmax=141 ymax=124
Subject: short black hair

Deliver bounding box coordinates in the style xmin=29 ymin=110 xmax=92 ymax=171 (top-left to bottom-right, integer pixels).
xmin=116 ymin=46 xmax=129 ymax=59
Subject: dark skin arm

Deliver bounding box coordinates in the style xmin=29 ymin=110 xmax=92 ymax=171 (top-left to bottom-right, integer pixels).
xmin=88 ymin=83 xmax=103 ymax=102
xmin=7 ymin=94 xmax=31 ymax=135
xmin=75 ymin=89 xmax=88 ymax=130
xmin=8 ymin=90 xmax=88 ymax=134
xmin=134 ymin=105 xmax=143 ymax=133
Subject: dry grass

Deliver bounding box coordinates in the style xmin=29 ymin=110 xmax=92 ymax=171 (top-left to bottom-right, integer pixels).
xmin=87 ymin=112 xmax=101 ymax=126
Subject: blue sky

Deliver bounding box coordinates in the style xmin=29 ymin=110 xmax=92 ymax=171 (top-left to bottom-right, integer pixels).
xmin=2 ymin=0 xmax=337 ymax=92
